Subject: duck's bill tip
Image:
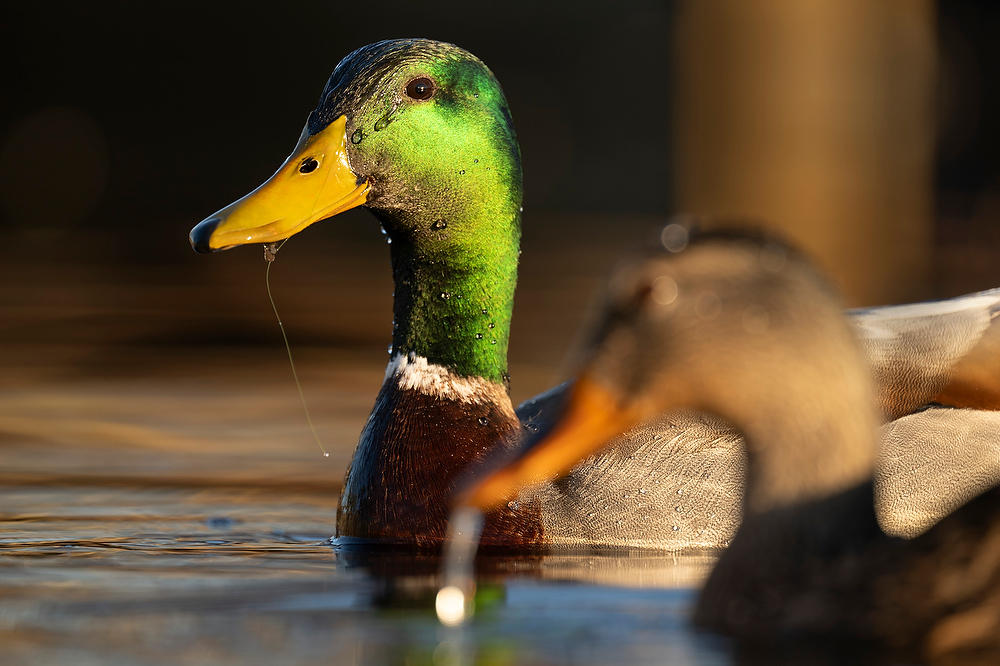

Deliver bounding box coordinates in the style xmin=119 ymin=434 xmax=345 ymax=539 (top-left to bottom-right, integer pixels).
xmin=187 ymin=115 xmax=368 ymax=254
xmin=456 ymin=376 xmax=640 ymax=511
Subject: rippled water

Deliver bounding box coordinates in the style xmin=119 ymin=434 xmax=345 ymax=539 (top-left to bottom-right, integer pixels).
xmin=0 ymin=481 xmax=730 ymax=666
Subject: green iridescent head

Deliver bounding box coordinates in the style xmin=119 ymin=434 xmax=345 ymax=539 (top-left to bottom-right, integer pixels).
xmin=190 ymin=39 xmax=523 ymax=383
xmin=310 ymin=39 xmax=522 ymax=241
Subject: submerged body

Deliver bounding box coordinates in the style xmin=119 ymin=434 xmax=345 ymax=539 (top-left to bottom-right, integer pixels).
xmin=190 ymin=39 xmax=1000 ymax=550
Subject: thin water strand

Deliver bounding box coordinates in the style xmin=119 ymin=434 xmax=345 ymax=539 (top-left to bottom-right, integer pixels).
xmin=264 ymin=241 xmax=330 ymax=458
xmin=435 ymin=507 xmax=484 ymax=626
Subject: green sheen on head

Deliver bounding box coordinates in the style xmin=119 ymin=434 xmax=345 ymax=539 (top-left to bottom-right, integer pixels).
xmin=190 ymin=39 xmax=523 ymax=383
xmin=313 ymin=39 xmax=523 ymax=383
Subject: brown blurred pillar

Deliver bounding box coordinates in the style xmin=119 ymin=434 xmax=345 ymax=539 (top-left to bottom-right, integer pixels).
xmin=672 ymin=0 xmax=935 ymax=305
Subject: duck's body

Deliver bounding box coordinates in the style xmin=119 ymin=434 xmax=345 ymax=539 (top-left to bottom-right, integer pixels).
xmin=458 ymin=231 xmax=1000 ymax=660
xmin=190 ymin=39 xmax=1000 ymax=550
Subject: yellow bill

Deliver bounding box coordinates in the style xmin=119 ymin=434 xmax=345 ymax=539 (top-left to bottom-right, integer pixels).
xmin=189 ymin=115 xmax=368 ymax=253
xmin=456 ymin=376 xmax=642 ymax=511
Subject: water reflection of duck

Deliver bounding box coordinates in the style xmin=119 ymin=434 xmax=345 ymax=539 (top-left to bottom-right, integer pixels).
xmin=188 ymin=39 xmax=1000 ymax=549
xmin=457 ymin=231 xmax=1000 ymax=661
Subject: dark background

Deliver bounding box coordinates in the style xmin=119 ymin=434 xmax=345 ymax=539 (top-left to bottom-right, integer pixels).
xmin=1 ymin=2 xmax=998 ymax=458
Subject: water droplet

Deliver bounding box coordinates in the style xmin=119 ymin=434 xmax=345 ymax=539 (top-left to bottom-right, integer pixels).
xmin=475 ymin=333 xmax=483 ymax=339
xmin=671 ymin=525 xmax=680 ymax=532
xmin=502 ymin=372 xmax=511 ymax=384
xmin=653 ymin=434 xmax=662 ymax=441
xmin=639 ymin=488 xmax=648 ymax=494
xmin=481 ymin=309 xmax=488 ymax=315
xmin=622 ymin=493 xmax=630 ymax=499
xmin=351 ymin=128 xmax=364 ymax=144
xmin=676 ymin=489 xmax=684 ymax=495
xmin=487 ymin=322 xmax=495 ymax=329
xmin=458 ymin=170 xmax=466 ymax=175
xmin=431 ymin=219 xmax=447 ymax=230
xmin=323 ymin=452 xmax=330 ymax=458
xmin=387 ymin=343 xmax=394 ymax=355
xmin=490 ymin=339 xmax=497 ymax=345
xmin=440 ymin=292 xmax=451 ymax=300
xmin=374 ymin=113 xmax=393 ymax=131
xmin=477 ymin=416 xmax=489 ymax=426
xmin=587 ymin=512 xmax=596 ymax=518
xmin=379 ymin=225 xmax=387 ymax=236
xmin=660 ymin=222 xmax=689 ymax=253
xmin=474 ymin=92 xmax=480 ymax=98
xmin=385 ymin=236 xmax=392 ymax=244
xmin=518 ymin=206 xmax=524 ymax=213
xmin=652 ymin=275 xmax=678 ymax=306
xmin=675 ymin=506 xmax=683 ymax=512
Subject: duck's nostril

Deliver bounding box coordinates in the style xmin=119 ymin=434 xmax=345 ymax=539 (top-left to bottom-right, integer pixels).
xmin=189 ymin=217 xmax=222 ymax=253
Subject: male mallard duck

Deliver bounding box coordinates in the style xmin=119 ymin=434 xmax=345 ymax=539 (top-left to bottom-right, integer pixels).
xmin=189 ymin=39 xmax=1000 ymax=549
xmin=455 ymin=231 xmax=1000 ymax=661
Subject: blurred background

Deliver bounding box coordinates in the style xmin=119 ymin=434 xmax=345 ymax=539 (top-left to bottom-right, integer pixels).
xmin=1 ymin=0 xmax=999 ymax=487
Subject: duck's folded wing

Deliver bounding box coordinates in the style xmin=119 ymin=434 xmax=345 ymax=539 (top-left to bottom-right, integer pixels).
xmin=849 ymin=288 xmax=1000 ymax=418
xmin=875 ymin=407 xmax=1000 ymax=538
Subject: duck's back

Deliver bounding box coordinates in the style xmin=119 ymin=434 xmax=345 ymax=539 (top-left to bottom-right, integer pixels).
xmin=517 ymin=387 xmax=745 ymax=550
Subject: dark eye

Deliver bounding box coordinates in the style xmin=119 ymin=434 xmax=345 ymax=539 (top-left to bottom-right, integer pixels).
xmin=405 ymin=77 xmax=435 ymax=101
xmin=299 ymin=157 xmax=319 ymax=173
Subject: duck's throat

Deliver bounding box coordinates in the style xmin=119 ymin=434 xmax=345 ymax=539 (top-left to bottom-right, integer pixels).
xmin=381 ymin=210 xmax=520 ymax=385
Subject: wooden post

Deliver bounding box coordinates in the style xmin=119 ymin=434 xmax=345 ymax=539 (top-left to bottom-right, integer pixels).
xmin=672 ymin=0 xmax=936 ymax=305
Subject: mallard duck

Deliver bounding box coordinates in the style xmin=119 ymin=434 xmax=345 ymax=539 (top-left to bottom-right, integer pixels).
xmin=189 ymin=39 xmax=1000 ymax=549
xmin=454 ymin=230 xmax=1000 ymax=661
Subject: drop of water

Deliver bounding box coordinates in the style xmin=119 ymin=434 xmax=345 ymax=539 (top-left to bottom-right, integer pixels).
xmin=475 ymin=333 xmax=483 ymax=339
xmin=652 ymin=275 xmax=679 ymax=306
xmin=478 ymin=416 xmax=489 ymax=426
xmin=675 ymin=505 xmax=683 ymax=512
xmin=519 ymin=206 xmax=524 ymax=213
xmin=639 ymin=488 xmax=648 ymax=494
xmin=676 ymin=489 xmax=684 ymax=495
xmin=436 ymin=586 xmax=467 ymax=627
xmin=672 ymin=525 xmax=680 ymax=532
xmin=431 ymin=219 xmax=447 ymax=230
xmin=473 ymin=159 xmax=479 ymax=163
xmin=440 ymin=292 xmax=451 ymax=300
xmin=323 ymin=452 xmax=330 ymax=458
xmin=436 ymin=507 xmax=484 ymax=626
xmin=351 ymin=128 xmax=364 ymax=144
xmin=660 ymin=222 xmax=689 ymax=253
xmin=458 ymin=170 xmax=466 ymax=175
xmin=387 ymin=344 xmax=394 ymax=355
xmin=490 ymin=339 xmax=497 ymax=345
xmin=481 ymin=309 xmax=488 ymax=315
xmin=474 ymin=92 xmax=480 ymax=99
xmin=487 ymin=322 xmax=495 ymax=329
xmin=379 ymin=225 xmax=387 ymax=236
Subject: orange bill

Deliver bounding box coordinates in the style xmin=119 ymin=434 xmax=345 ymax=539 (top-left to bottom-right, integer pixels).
xmin=189 ymin=115 xmax=368 ymax=253
xmin=456 ymin=376 xmax=642 ymax=511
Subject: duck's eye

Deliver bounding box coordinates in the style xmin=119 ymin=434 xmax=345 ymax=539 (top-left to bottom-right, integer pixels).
xmin=405 ymin=77 xmax=435 ymax=101
xmin=299 ymin=157 xmax=320 ymax=174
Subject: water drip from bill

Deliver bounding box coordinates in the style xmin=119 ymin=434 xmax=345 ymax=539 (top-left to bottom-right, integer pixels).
xmin=435 ymin=507 xmax=485 ymax=626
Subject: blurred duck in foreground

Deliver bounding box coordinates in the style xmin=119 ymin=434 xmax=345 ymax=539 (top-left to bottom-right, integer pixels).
xmin=189 ymin=38 xmax=1000 ymax=549
xmin=455 ymin=230 xmax=1000 ymax=661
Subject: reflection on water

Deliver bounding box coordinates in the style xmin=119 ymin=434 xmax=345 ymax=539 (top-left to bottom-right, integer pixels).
xmin=0 ymin=482 xmax=726 ymax=666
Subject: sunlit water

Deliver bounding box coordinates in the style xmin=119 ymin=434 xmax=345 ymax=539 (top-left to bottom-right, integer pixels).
xmin=0 ymin=482 xmax=729 ymax=665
